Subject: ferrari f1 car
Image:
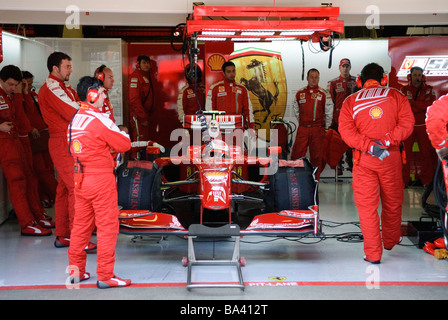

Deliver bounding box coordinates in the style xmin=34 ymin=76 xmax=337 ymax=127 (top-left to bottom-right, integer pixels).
xmin=117 ymin=111 xmax=321 ymax=239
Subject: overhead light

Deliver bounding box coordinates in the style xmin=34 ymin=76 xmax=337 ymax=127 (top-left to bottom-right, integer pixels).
xmin=231 ymin=38 xmax=261 ymax=42
xmin=186 ymin=6 xmax=344 ymax=42
xmin=202 ymin=30 xmax=236 ymax=36
xmin=280 ymin=30 xmax=315 ymax=36
xmin=266 ymin=37 xmax=297 ymax=41
xmin=197 ymin=37 xmax=227 ymax=41
xmin=240 ymin=31 xmax=275 ymax=36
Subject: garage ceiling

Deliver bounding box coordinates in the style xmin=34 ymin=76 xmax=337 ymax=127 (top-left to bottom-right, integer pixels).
xmin=1 ymin=0 xmax=447 ymax=27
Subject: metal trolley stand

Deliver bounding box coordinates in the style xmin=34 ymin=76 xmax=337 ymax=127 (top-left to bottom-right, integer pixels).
xmin=184 ymin=224 xmax=245 ymax=291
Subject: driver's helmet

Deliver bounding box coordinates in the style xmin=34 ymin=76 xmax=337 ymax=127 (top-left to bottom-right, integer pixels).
xmin=208 ymin=119 xmax=220 ymax=138
xmin=204 ymin=139 xmax=230 ymax=159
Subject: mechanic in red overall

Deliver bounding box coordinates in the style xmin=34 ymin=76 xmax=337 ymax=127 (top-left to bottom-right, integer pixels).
xmin=0 ymin=65 xmax=51 ymax=236
xmin=22 ymin=71 xmax=58 ymax=209
xmin=400 ymin=66 xmax=438 ymax=187
xmin=327 ymin=58 xmax=358 ymax=130
xmin=39 ymin=52 xmax=96 ymax=250
xmin=290 ymin=68 xmax=333 ymax=179
xmin=426 ymin=94 xmax=448 ymax=160
xmin=67 ymin=76 xmax=131 ymax=288
xmin=128 ymin=55 xmax=153 ymax=142
xmin=177 ymin=64 xmax=205 ymax=125
xmin=205 ymin=61 xmax=255 ymax=130
xmin=339 ymin=63 xmax=414 ymax=264
xmin=16 ymin=79 xmax=54 ymax=229
xmin=94 ymin=65 xmax=116 ymax=123
xmin=327 ymin=59 xmax=359 ymax=173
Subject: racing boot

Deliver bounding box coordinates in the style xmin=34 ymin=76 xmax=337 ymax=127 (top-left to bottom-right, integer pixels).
xmin=38 ymin=218 xmax=55 ymax=229
xmin=21 ymin=222 xmax=52 ymax=236
xmin=54 ymin=236 xmax=97 ymax=253
xmin=97 ymin=275 xmax=131 ymax=289
xmin=54 ymin=236 xmax=70 ymax=248
xmin=69 ymin=272 xmax=91 ymax=284
xmin=384 ymin=236 xmax=403 ymax=251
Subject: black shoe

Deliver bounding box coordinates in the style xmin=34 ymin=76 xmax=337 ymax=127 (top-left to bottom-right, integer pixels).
xmin=364 ymin=256 xmax=381 ymax=264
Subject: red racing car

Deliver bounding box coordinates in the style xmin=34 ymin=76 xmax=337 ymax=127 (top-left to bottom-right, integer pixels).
xmin=117 ymin=111 xmax=321 ymax=239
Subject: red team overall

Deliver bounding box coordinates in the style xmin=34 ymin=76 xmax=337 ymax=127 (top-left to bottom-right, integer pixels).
xmin=426 ymin=94 xmax=448 ymax=161
xmin=291 ymin=68 xmax=333 ymax=179
xmin=68 ymin=76 xmax=131 ymax=288
xmin=22 ymin=71 xmax=58 ymax=208
xmin=94 ymin=65 xmax=116 ymax=123
xmin=206 ymin=61 xmax=255 ymax=129
xmin=128 ymin=55 xmax=153 ymax=142
xmin=39 ymin=52 xmax=82 ymax=246
xmin=400 ymin=66 xmax=437 ymax=186
xmin=0 ymin=65 xmax=52 ymax=236
xmin=327 ymin=58 xmax=358 ymax=130
xmin=177 ymin=65 xmax=205 ymax=125
xmin=339 ymin=63 xmax=414 ymax=263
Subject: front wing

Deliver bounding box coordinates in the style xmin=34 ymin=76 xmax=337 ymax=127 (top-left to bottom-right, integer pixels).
xmin=118 ymin=206 xmax=321 ymax=237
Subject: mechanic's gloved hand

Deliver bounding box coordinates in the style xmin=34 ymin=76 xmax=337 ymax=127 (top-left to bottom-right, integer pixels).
xmin=131 ymin=141 xmax=148 ymax=148
xmin=368 ymin=140 xmax=390 ymax=161
xmin=152 ymin=142 xmax=165 ymax=153
xmin=381 ymin=133 xmax=392 ymax=147
xmin=436 ymin=146 xmax=448 ymax=161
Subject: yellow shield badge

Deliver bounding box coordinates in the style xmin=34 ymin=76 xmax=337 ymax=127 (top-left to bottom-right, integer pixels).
xmin=229 ymin=47 xmax=287 ymax=141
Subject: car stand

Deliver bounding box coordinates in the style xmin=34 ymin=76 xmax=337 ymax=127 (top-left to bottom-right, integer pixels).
xmin=184 ymin=223 xmax=245 ymax=291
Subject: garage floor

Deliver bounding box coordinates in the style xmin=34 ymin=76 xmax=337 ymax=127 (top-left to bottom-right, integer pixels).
xmin=1 ymin=167 xmax=447 ymax=302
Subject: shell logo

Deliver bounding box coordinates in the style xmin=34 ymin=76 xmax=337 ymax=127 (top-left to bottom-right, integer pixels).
xmin=369 ymin=106 xmax=383 ymax=119
xmin=207 ymin=54 xmax=225 ymax=71
xmin=72 ymin=139 xmax=82 ymax=153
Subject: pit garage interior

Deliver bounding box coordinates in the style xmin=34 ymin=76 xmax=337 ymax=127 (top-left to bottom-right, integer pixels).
xmin=1 ymin=1 xmax=448 ymax=302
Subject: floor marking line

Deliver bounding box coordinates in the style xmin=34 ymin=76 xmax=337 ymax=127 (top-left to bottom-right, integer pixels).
xmin=2 ymin=281 xmax=448 ymax=291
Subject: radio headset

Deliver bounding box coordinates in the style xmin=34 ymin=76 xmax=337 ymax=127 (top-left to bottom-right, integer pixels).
xmin=356 ymin=73 xmax=388 ymax=89
xmin=95 ymin=64 xmax=106 ymax=82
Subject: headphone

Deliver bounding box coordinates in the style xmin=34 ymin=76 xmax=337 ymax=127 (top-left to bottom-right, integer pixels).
xmin=95 ymin=64 xmax=106 ymax=82
xmin=87 ymin=87 xmax=99 ymax=104
xmin=356 ymin=74 xmax=388 ymax=88
xmin=407 ymin=66 xmax=426 ymax=82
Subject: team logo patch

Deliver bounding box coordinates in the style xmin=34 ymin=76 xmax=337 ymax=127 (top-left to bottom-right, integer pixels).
xmin=369 ymin=107 xmax=383 ymax=119
xmin=72 ymin=139 xmax=82 ymax=153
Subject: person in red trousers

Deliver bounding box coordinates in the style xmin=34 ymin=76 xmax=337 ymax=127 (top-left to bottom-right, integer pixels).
xmin=22 ymin=71 xmax=58 ymax=208
xmin=339 ymin=63 xmax=414 ymax=264
xmin=38 ymin=52 xmax=96 ymax=251
xmin=128 ymin=55 xmax=153 ymax=142
xmin=0 ymin=65 xmax=51 ymax=236
xmin=290 ymin=68 xmax=333 ymax=179
xmin=400 ymin=66 xmax=438 ymax=187
xmin=68 ymin=76 xmax=131 ymax=288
